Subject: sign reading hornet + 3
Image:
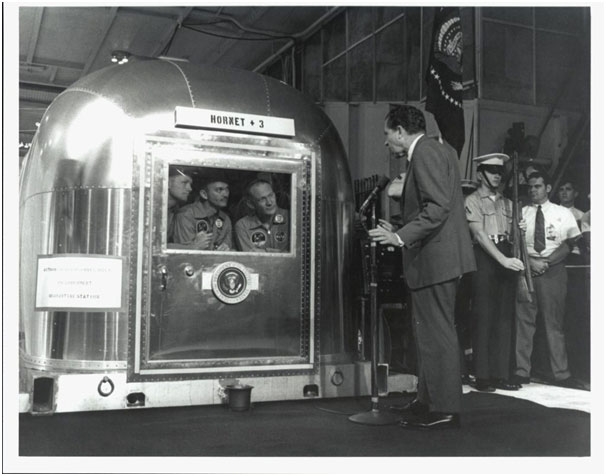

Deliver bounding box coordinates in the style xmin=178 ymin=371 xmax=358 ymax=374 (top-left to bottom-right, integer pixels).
xmin=174 ymin=106 xmax=295 ymax=137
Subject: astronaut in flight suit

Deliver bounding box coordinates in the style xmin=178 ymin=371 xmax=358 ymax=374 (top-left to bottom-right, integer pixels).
xmin=172 ymin=173 xmax=233 ymax=251
xmin=235 ymin=179 xmax=289 ymax=252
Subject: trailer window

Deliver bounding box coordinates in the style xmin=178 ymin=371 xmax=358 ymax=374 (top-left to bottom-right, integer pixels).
xmin=166 ymin=165 xmax=292 ymax=253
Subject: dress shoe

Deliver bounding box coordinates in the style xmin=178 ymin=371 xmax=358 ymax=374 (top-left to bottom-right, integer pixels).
xmin=511 ymin=375 xmax=531 ymax=386
xmin=553 ymin=377 xmax=587 ymax=390
xmin=475 ymin=378 xmax=496 ymax=392
xmin=389 ymin=399 xmax=429 ymax=415
xmin=492 ymin=379 xmax=520 ymax=391
xmin=400 ymin=412 xmax=460 ymax=430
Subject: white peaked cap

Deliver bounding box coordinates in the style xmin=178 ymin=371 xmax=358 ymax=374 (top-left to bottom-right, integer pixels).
xmin=472 ymin=153 xmax=510 ymax=166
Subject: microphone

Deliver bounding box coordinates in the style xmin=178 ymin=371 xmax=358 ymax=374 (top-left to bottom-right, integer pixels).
xmin=359 ymin=175 xmax=390 ymax=213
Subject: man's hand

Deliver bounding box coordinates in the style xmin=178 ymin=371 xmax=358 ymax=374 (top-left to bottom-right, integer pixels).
xmin=193 ymin=231 xmax=212 ymax=250
xmin=529 ymin=257 xmax=549 ymax=276
xmin=368 ymin=220 xmax=400 ymax=246
xmin=500 ymin=257 xmax=525 ymax=271
xmin=215 ymin=242 xmax=230 ymax=251
xmin=518 ymin=219 xmax=527 ymax=232
xmin=376 ymin=219 xmax=395 ymax=232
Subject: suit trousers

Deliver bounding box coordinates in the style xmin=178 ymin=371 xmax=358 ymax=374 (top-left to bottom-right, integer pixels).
xmin=411 ymin=277 xmax=462 ymax=413
xmin=515 ymin=262 xmax=571 ymax=380
xmin=471 ymin=243 xmax=517 ymax=380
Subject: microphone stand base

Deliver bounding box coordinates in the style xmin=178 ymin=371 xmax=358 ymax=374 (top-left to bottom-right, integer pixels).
xmin=348 ymin=408 xmax=400 ymax=426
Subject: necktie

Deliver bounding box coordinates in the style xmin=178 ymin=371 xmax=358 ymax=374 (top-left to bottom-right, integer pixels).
xmin=534 ymin=205 xmax=546 ymax=253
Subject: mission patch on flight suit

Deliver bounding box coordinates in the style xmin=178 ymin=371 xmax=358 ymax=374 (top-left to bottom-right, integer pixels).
xmin=235 ymin=208 xmax=290 ymax=252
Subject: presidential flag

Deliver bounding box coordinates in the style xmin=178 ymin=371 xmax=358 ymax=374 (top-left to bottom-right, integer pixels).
xmin=425 ymin=7 xmax=465 ymax=156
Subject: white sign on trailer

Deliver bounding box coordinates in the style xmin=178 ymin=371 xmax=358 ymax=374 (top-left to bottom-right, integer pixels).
xmin=35 ymin=255 xmax=124 ymax=311
xmin=174 ymin=106 xmax=295 ymax=137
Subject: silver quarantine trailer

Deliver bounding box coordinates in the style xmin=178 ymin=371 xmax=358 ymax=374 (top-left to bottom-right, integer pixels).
xmin=19 ymin=58 xmax=411 ymax=414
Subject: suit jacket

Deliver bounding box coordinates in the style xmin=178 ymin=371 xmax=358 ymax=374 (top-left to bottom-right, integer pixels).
xmin=396 ymin=136 xmax=476 ymax=290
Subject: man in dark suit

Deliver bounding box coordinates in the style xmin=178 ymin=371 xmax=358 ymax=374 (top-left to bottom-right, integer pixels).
xmin=369 ymin=105 xmax=476 ymax=429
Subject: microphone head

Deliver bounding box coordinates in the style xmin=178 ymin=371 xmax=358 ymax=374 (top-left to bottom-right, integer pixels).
xmin=377 ymin=175 xmax=390 ymax=190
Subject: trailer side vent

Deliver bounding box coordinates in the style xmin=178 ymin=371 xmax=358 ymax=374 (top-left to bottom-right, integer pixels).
xmin=32 ymin=377 xmax=55 ymax=413
xmin=126 ymin=392 xmax=146 ymax=407
xmin=303 ymin=384 xmax=318 ymax=397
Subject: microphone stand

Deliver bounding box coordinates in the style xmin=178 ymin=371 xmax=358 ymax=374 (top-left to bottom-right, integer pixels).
xmin=349 ymin=199 xmax=399 ymax=426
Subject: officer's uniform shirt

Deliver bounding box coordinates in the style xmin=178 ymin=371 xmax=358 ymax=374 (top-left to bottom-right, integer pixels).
xmin=521 ymin=200 xmax=580 ymax=259
xmin=235 ymin=208 xmax=289 ymax=252
xmin=465 ymin=189 xmax=513 ymax=243
xmin=173 ymin=200 xmax=233 ymax=250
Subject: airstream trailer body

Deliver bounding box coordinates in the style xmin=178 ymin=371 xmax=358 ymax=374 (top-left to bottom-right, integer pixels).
xmin=19 ymin=59 xmax=411 ymax=413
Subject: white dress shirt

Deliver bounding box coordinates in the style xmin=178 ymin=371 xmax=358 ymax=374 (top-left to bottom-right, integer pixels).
xmin=521 ymin=200 xmax=581 ymax=258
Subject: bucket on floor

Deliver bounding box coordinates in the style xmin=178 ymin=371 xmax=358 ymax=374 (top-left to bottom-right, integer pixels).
xmin=225 ymin=384 xmax=254 ymax=411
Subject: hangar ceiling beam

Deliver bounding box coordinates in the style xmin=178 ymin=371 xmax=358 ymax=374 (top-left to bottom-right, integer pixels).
xmin=205 ymin=7 xmax=272 ymax=64
xmin=81 ymin=7 xmax=118 ymax=77
xmin=151 ymin=7 xmax=194 ymax=58
xmin=26 ymin=7 xmax=44 ymax=64
xmin=253 ymin=7 xmax=344 ymax=73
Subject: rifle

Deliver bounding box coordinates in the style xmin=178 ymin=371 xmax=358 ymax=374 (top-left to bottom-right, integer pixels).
xmin=511 ymin=151 xmax=534 ymax=302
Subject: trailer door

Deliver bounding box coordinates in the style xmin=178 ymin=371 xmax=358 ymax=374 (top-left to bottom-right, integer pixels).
xmin=128 ymin=133 xmax=319 ymax=381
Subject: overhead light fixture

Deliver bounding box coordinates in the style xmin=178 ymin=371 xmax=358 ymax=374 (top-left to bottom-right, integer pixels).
xmin=111 ymin=50 xmax=130 ymax=65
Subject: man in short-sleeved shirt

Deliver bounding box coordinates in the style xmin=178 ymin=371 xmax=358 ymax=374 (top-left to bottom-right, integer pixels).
xmin=513 ymin=171 xmax=581 ymax=388
xmin=522 ymin=200 xmax=580 ymax=260
xmin=235 ymin=179 xmax=289 ymax=252
xmin=465 ymin=153 xmax=525 ymax=392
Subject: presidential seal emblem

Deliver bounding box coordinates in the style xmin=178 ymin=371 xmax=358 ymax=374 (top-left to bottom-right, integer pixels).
xmin=211 ymin=261 xmax=252 ymax=304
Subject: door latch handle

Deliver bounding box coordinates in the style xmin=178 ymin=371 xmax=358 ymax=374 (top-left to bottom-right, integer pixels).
xmin=159 ymin=265 xmax=168 ymax=290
